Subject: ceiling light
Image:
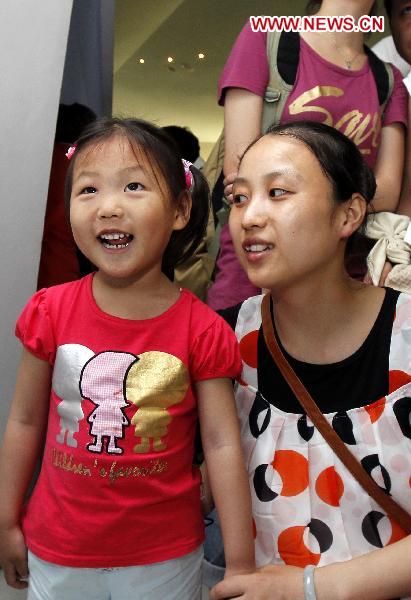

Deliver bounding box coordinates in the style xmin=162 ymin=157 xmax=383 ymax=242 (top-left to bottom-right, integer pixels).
xmin=139 ymin=58 xmax=145 ymax=64
xmin=198 ymin=53 xmax=205 ymax=59
xmin=167 ymin=56 xmax=174 ymax=63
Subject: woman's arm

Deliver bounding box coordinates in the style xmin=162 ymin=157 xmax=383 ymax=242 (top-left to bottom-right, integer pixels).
xmin=211 ymin=534 xmax=411 ymax=599
xmin=196 ymin=377 xmax=255 ymax=576
xmin=397 ymin=96 xmax=411 ymax=217
xmin=0 ymin=349 xmax=51 ymax=589
xmin=372 ymin=122 xmax=405 ymax=212
xmin=223 ymin=88 xmax=263 ymax=202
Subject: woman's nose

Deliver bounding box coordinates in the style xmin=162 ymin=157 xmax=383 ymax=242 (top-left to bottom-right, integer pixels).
xmin=241 ymin=197 xmax=268 ymax=229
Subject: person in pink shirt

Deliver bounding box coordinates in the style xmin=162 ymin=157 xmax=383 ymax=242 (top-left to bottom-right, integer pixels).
xmin=207 ymin=0 xmax=408 ymax=310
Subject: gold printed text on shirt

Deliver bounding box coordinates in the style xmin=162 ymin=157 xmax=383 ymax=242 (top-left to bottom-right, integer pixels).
xmin=125 ymin=351 xmax=189 ymax=453
xmin=289 ymin=85 xmax=381 ymax=154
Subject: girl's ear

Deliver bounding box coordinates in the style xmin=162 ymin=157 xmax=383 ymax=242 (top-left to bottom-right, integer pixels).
xmin=173 ymin=190 xmax=192 ymax=231
xmin=339 ymin=193 xmax=367 ymax=239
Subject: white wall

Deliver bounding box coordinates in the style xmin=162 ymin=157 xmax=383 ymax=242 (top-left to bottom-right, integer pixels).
xmin=0 ymin=0 xmax=73 ymax=439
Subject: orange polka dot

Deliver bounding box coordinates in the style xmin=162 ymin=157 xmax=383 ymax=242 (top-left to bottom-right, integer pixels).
xmin=315 ymin=467 xmax=344 ymax=507
xmin=239 ymin=330 xmax=259 ymax=368
xmin=278 ymin=526 xmax=320 ymax=568
xmin=365 ymin=398 xmax=386 ymax=423
xmin=388 ymin=517 xmax=407 ymax=545
xmin=271 ymin=450 xmax=309 ymax=497
xmin=388 ymin=370 xmax=411 ymax=394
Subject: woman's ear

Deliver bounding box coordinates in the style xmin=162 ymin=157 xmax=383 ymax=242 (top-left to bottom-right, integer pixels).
xmin=339 ymin=193 xmax=367 ymax=239
xmin=173 ymin=190 xmax=192 ymax=231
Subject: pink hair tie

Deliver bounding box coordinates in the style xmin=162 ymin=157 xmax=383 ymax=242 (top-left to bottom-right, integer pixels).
xmin=182 ymin=159 xmax=194 ymax=192
xmin=65 ymin=145 xmax=77 ymax=160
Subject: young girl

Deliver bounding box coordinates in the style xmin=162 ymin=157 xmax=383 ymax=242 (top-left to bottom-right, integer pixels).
xmin=0 ymin=118 xmax=254 ymax=599
xmin=211 ymin=121 xmax=411 ymax=599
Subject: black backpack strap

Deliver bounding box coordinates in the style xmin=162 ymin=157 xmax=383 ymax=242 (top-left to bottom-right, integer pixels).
xmin=277 ymin=31 xmax=300 ymax=86
xmin=365 ymin=45 xmax=394 ymax=108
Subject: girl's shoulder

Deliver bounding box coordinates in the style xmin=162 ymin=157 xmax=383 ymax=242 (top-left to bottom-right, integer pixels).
xmin=181 ymin=288 xmax=242 ymax=346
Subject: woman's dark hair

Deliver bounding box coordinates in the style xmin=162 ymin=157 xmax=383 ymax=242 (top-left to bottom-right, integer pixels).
xmin=384 ymin=0 xmax=392 ymax=19
xmin=306 ymin=1 xmax=378 ymax=16
xmin=65 ymin=117 xmax=209 ymax=279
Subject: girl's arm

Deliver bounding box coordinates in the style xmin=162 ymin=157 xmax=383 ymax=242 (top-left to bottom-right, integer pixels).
xmin=196 ymin=377 xmax=255 ymax=576
xmin=223 ymin=88 xmax=263 ymax=202
xmin=0 ymin=349 xmax=51 ymax=589
xmin=372 ymin=122 xmax=405 ymax=213
xmin=211 ymin=534 xmax=411 ymax=599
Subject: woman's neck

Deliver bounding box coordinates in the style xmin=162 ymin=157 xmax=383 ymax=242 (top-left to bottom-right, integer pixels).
xmin=270 ymin=273 xmax=385 ymax=364
xmin=315 ymin=0 xmax=374 ymax=20
xmin=92 ymin=270 xmax=180 ymax=320
xmin=303 ymin=0 xmax=371 ymax=58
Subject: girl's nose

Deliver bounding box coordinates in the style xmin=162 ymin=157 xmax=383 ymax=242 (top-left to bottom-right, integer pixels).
xmin=97 ymin=195 xmax=124 ymax=219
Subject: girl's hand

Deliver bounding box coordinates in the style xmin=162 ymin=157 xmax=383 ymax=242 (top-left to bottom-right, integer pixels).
xmin=0 ymin=524 xmax=29 ymax=589
xmin=211 ymin=564 xmax=304 ymax=600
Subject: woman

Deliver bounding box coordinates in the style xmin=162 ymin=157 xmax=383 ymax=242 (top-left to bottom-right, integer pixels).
xmin=207 ymin=0 xmax=407 ymax=310
xmin=211 ymin=121 xmax=411 ymax=599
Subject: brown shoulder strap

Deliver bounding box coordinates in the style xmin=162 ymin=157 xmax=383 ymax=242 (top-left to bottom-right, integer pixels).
xmin=261 ymin=293 xmax=411 ymax=534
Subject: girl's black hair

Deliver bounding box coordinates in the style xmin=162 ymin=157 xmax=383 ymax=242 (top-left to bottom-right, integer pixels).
xmin=306 ymin=1 xmax=378 ymax=16
xmin=65 ymin=117 xmax=210 ymax=280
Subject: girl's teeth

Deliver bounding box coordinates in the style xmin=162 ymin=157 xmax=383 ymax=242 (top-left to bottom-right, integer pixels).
xmin=101 ymin=233 xmax=128 ymax=240
xmin=102 ymin=242 xmax=129 ymax=249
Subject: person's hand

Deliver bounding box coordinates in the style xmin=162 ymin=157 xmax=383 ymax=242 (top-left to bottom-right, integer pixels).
xmin=0 ymin=524 xmax=29 ymax=589
xmin=223 ymin=172 xmax=237 ymax=205
xmin=210 ymin=563 xmax=304 ymax=599
xmin=378 ymin=260 xmax=393 ymax=286
xmin=363 ymin=260 xmax=393 ymax=286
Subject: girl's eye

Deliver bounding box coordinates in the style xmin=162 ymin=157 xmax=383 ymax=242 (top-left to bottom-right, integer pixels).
xmin=232 ymin=193 xmax=248 ymax=205
xmin=80 ymin=186 xmax=97 ymax=195
xmin=269 ymin=188 xmax=287 ymax=198
xmin=401 ymin=6 xmax=411 ymax=15
xmin=125 ymin=182 xmax=144 ymax=192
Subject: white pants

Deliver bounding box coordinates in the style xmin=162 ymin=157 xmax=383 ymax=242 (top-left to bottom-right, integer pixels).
xmin=27 ymin=546 xmax=203 ymax=600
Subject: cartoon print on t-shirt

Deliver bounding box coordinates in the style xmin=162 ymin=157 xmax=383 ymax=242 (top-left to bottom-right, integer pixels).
xmin=53 ymin=343 xmax=94 ymax=448
xmin=80 ymin=351 xmax=138 ymax=454
xmin=125 ymin=351 xmax=189 ymax=453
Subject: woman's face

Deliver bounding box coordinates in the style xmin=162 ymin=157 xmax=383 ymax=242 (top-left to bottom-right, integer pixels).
xmin=229 ymin=135 xmax=348 ymax=293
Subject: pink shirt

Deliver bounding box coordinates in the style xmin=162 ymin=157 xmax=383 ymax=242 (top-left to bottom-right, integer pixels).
xmin=218 ymin=23 xmax=407 ymax=168
xmin=16 ymin=275 xmax=241 ymax=567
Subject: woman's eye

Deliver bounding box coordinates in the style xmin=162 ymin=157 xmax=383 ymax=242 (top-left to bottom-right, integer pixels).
xmin=125 ymin=182 xmax=144 ymax=192
xmin=400 ymin=5 xmax=411 ymax=15
xmin=232 ymin=193 xmax=248 ymax=205
xmin=269 ymin=188 xmax=287 ymax=198
xmin=80 ymin=186 xmax=97 ymax=195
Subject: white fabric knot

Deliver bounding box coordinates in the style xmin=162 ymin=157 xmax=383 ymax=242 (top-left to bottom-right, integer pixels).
xmin=365 ymin=212 xmax=411 ymax=287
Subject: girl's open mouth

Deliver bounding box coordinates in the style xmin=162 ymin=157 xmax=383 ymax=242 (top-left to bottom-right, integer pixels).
xmin=98 ymin=232 xmax=133 ymax=249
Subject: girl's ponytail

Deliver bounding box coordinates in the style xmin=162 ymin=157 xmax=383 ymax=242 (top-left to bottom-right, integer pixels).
xmin=162 ymin=165 xmax=210 ymax=279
